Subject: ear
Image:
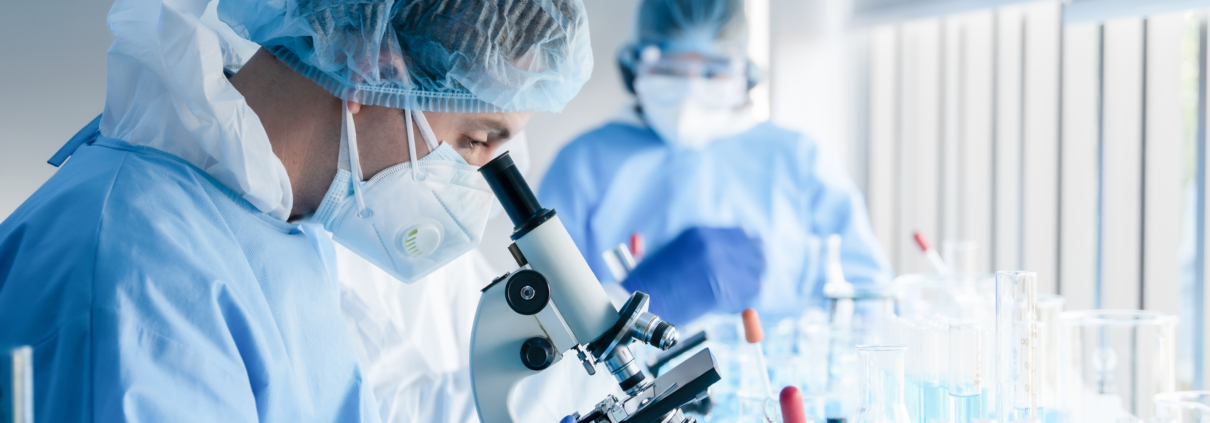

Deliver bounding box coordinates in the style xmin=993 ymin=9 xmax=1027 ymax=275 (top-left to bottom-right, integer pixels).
xmin=347 ymin=100 xmax=362 ymax=114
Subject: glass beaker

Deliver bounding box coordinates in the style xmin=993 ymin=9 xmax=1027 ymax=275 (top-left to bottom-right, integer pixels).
xmin=995 ymin=271 xmax=1039 ymax=422
xmin=853 ymin=345 xmax=911 ymax=423
xmin=1058 ymin=310 xmax=1178 ymax=422
xmin=1153 ymin=391 xmax=1210 ymax=423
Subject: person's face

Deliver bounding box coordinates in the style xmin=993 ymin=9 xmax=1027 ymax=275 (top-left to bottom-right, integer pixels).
xmin=351 ymin=103 xmax=533 ymax=178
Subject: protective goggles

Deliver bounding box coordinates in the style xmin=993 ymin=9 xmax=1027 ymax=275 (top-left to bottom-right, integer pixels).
xmin=635 ymin=46 xmax=746 ymax=81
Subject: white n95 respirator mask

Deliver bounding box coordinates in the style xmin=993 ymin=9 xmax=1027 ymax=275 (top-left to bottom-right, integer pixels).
xmin=634 ymin=74 xmax=748 ymax=149
xmin=310 ymin=103 xmax=493 ymax=284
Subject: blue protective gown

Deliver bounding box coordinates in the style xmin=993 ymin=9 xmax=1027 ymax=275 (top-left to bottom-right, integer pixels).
xmin=0 ymin=130 xmax=379 ymax=422
xmin=538 ymin=120 xmax=894 ymax=317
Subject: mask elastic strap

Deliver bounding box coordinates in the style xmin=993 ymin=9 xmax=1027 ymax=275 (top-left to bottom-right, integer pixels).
xmin=342 ymin=101 xmax=370 ymax=218
xmin=405 ymin=109 xmax=419 ymax=181
xmin=411 ymin=110 xmax=440 ymax=152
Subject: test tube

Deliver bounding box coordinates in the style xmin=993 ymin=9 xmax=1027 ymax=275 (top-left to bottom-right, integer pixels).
xmin=949 ymin=323 xmax=984 ymax=423
xmin=995 ymin=271 xmax=1039 ymax=422
xmin=898 ymin=318 xmax=922 ymax=422
xmin=1035 ymin=294 xmax=1065 ymax=422
xmin=920 ymin=319 xmax=951 ymax=423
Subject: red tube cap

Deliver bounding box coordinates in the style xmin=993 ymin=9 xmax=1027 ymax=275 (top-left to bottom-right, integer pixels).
xmin=913 ymin=231 xmax=931 ymax=252
xmin=629 ymin=232 xmax=645 ymax=259
xmin=742 ymin=309 xmax=763 ymax=344
xmin=780 ymin=386 xmax=806 ymax=423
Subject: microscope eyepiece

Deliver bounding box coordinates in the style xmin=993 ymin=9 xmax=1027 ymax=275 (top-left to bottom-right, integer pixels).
xmin=480 ymin=152 xmax=542 ymax=226
xmin=480 ymin=152 xmax=556 ymax=240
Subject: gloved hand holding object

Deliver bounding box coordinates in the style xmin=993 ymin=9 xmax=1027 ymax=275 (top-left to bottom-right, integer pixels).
xmin=622 ymin=227 xmax=765 ymax=325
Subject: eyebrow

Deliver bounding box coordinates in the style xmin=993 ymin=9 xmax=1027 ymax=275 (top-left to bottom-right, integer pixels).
xmin=472 ymin=117 xmax=512 ymax=140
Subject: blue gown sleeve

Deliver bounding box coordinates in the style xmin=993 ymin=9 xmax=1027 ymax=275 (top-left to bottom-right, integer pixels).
xmin=799 ymin=139 xmax=895 ymax=291
xmin=91 ymin=308 xmax=260 ymax=422
xmin=89 ymin=196 xmax=262 ymax=422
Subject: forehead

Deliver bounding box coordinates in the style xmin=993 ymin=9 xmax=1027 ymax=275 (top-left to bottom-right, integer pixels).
xmin=459 ymin=112 xmax=531 ymax=134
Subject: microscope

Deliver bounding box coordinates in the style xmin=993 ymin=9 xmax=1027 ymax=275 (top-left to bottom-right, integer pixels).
xmin=471 ymin=153 xmax=721 ymax=423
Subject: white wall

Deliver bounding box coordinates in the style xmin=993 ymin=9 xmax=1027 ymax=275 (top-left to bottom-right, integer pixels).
xmin=770 ymin=0 xmax=868 ymax=191
xmin=0 ymin=0 xmax=113 ymax=219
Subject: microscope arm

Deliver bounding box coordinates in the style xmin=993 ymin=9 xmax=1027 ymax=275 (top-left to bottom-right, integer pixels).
xmin=470 ymin=269 xmax=578 ymax=423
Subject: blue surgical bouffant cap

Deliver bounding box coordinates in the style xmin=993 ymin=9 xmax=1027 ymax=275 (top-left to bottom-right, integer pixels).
xmin=617 ymin=0 xmax=758 ymax=94
xmin=219 ymin=0 xmax=593 ymax=113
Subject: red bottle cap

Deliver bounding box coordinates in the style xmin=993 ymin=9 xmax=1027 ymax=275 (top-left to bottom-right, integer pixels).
xmin=629 ymin=232 xmax=645 ymax=259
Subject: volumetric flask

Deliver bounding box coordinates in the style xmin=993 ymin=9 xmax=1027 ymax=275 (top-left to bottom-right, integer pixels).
xmin=853 ymin=345 xmax=911 ymax=423
xmin=1058 ymin=310 xmax=1177 ymax=422
xmin=1154 ymin=391 xmax=1210 ymax=423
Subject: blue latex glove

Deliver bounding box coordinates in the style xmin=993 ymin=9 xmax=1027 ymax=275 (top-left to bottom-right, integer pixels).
xmin=622 ymin=227 xmax=765 ymax=325
xmin=560 ymin=416 xmax=576 ymax=423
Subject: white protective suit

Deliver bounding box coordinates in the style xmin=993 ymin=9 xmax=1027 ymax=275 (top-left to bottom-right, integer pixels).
xmin=104 ymin=0 xmax=288 ymax=219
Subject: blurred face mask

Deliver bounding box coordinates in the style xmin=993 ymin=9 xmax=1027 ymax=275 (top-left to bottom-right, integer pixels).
xmin=309 ymin=103 xmax=493 ymax=283
xmin=634 ymin=62 xmax=748 ymax=149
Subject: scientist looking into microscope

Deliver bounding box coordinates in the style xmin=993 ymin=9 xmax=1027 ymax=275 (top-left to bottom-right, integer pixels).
xmin=540 ymin=0 xmax=895 ymax=326
xmin=0 ymin=0 xmax=591 ymax=421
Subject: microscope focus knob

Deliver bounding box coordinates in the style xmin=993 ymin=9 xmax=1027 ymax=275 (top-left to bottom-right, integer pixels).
xmin=505 ymin=270 xmax=550 ymax=315
xmin=520 ymin=337 xmax=556 ymax=371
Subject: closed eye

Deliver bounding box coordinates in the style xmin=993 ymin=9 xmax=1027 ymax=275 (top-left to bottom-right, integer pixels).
xmin=466 ymin=136 xmax=490 ymax=150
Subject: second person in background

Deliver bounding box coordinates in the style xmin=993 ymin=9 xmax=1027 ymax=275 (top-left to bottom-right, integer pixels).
xmin=539 ymin=0 xmax=895 ymax=325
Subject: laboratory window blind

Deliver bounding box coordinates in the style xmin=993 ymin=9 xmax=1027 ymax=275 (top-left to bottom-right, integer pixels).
xmin=862 ymin=1 xmax=1208 ymax=390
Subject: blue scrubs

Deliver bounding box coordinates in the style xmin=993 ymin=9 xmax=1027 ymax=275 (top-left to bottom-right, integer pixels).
xmin=539 ymin=121 xmax=894 ymax=317
xmin=0 ymin=131 xmax=379 ymax=422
